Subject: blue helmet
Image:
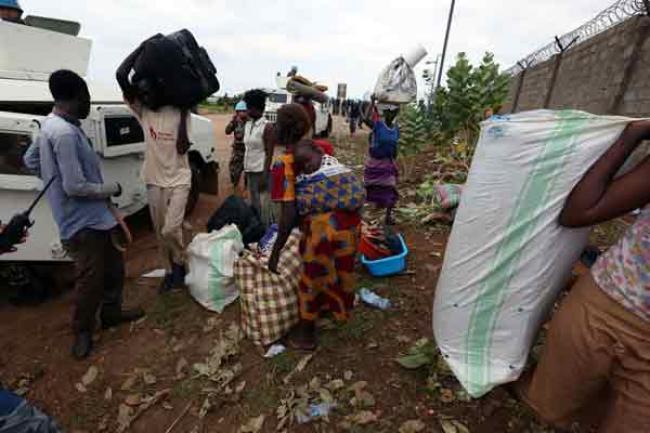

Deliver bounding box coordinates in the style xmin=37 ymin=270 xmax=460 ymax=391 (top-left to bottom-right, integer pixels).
xmin=0 ymin=0 xmax=22 ymax=11
xmin=235 ymin=100 xmax=247 ymax=112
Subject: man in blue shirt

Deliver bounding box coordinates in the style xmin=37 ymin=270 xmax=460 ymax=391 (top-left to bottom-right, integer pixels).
xmin=24 ymin=70 xmax=144 ymax=359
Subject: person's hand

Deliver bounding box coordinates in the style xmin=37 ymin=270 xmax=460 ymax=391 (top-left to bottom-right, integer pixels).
xmin=177 ymin=140 xmax=192 ymax=155
xmin=177 ymin=135 xmax=192 ymax=155
xmin=115 ymin=211 xmax=133 ymax=245
xmin=107 ymin=206 xmax=132 ymax=252
xmin=113 ymin=215 xmax=133 ymax=253
xmin=177 ymin=111 xmax=192 ymax=155
xmin=268 ymin=249 xmax=280 ymax=274
xmin=625 ymin=120 xmax=650 ymax=143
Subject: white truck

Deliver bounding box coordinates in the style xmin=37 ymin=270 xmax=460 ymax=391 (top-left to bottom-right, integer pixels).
xmin=0 ymin=17 xmax=218 ymax=263
xmin=263 ymin=76 xmax=332 ymax=138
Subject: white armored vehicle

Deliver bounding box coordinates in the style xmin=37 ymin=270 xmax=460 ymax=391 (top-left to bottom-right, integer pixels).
xmin=264 ymin=75 xmax=332 ymax=138
xmin=0 ymin=17 xmax=218 ymax=263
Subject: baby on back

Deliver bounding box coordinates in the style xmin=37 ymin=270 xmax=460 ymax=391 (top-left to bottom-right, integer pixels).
xmin=293 ymin=139 xmax=324 ymax=176
xmin=293 ymin=140 xmax=365 ymax=216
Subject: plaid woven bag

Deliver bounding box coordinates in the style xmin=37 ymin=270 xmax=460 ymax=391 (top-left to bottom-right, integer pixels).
xmin=235 ymin=230 xmax=302 ymax=346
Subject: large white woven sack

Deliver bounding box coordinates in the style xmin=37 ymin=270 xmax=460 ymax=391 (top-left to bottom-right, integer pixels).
xmin=186 ymin=224 xmax=244 ymax=313
xmin=373 ymin=57 xmax=417 ymax=104
xmin=433 ymin=110 xmax=647 ymax=397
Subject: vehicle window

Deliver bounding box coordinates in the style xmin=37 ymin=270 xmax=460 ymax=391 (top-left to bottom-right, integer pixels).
xmin=105 ymin=116 xmax=145 ymax=147
xmin=0 ymin=131 xmax=33 ymax=176
xmin=267 ymin=93 xmax=288 ymax=104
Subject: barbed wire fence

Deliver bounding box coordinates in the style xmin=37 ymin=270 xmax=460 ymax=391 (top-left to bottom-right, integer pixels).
xmin=506 ymin=0 xmax=650 ymax=75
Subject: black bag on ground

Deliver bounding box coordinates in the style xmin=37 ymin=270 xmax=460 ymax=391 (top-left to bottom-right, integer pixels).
xmin=206 ymin=196 xmax=266 ymax=246
xmin=131 ymin=29 xmax=219 ymax=110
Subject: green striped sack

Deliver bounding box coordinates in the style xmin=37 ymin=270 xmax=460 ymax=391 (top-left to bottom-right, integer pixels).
xmin=433 ymin=110 xmax=642 ymax=397
xmin=186 ymin=225 xmax=244 ymax=314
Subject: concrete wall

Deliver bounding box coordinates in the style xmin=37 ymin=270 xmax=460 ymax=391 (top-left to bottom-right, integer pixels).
xmin=505 ymin=15 xmax=650 ymax=118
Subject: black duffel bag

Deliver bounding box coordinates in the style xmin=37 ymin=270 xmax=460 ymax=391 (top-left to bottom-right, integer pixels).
xmin=206 ymin=196 xmax=266 ymax=246
xmin=130 ymin=29 xmax=219 ymax=110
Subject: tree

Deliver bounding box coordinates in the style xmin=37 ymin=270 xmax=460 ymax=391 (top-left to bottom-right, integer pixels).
xmin=432 ymin=52 xmax=509 ymax=149
xmin=473 ymin=52 xmax=509 ymax=112
xmin=398 ymin=104 xmax=428 ymax=179
xmin=445 ymin=52 xmax=476 ymax=135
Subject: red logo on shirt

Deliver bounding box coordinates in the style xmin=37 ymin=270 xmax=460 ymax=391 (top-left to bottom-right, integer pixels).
xmin=149 ymin=126 xmax=158 ymax=140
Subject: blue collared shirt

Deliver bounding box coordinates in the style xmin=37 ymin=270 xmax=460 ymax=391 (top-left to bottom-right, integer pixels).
xmin=23 ymin=112 xmax=118 ymax=240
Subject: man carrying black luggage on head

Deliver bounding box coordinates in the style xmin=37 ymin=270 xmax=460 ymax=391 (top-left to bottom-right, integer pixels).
xmin=116 ymin=45 xmax=193 ymax=294
xmin=23 ymin=70 xmax=144 ymax=359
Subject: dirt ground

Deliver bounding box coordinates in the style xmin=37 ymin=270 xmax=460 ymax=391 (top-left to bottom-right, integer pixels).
xmin=0 ymin=115 xmax=624 ymax=433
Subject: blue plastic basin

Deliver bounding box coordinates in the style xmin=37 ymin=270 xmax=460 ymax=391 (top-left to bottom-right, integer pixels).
xmin=360 ymin=234 xmax=409 ymax=277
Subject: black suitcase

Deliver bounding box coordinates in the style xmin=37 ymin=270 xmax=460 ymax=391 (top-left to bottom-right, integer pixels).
xmin=167 ymin=30 xmax=220 ymax=102
xmin=131 ymin=29 xmax=219 ymax=109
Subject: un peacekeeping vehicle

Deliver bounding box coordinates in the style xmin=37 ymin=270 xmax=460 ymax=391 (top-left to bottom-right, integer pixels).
xmin=0 ymin=16 xmax=218 ymax=263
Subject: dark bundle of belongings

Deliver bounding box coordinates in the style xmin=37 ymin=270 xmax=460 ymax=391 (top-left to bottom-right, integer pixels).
xmin=206 ymin=196 xmax=266 ymax=246
xmin=124 ymin=29 xmax=219 ymax=109
xmin=359 ymin=223 xmax=402 ymax=260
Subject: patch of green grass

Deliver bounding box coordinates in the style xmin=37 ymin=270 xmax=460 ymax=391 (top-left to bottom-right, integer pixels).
xmin=381 ymin=283 xmax=400 ymax=302
xmin=198 ymin=103 xmax=233 ymax=115
xmin=335 ymin=310 xmax=383 ymax=342
xmin=347 ymin=426 xmax=381 ymax=433
xmin=267 ymin=351 xmax=299 ymax=377
xmin=243 ymin=382 xmax=281 ymax=416
xmin=69 ymin=411 xmax=88 ymax=429
xmin=319 ymin=305 xmax=391 ymax=349
xmin=355 ymin=276 xmax=380 ymax=291
xmin=149 ymin=292 xmax=190 ymax=330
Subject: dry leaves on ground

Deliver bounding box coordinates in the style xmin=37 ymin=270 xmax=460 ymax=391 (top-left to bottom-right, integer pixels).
xmin=192 ymin=323 xmax=244 ymax=419
xmin=399 ymin=419 xmax=426 ymax=433
xmin=340 ymin=410 xmax=379 ymax=429
xmin=239 ymin=415 xmax=266 ymax=433
xmin=81 ymin=366 xmax=99 ymax=386
xmin=116 ymin=389 xmax=170 ymax=433
xmin=440 ymin=418 xmax=470 ymax=433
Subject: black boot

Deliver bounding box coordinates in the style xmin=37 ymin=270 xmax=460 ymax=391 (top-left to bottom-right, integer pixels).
xmin=159 ymin=273 xmax=174 ymax=293
xmin=101 ymin=308 xmax=145 ymax=330
xmin=171 ymin=263 xmax=186 ymax=289
xmin=72 ymin=331 xmax=93 ymax=360
xmin=159 ymin=264 xmax=186 ymax=293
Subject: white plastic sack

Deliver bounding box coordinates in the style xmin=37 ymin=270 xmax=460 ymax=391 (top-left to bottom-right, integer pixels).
xmin=373 ymin=57 xmax=417 ymax=104
xmin=186 ymin=224 xmax=245 ymax=313
xmin=433 ymin=110 xmax=648 ymax=398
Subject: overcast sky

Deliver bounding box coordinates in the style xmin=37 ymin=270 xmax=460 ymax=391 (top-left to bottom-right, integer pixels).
xmin=27 ymin=0 xmax=614 ymax=98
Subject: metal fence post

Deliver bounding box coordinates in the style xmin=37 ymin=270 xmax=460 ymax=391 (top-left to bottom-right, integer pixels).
xmin=610 ymin=16 xmax=650 ymax=114
xmin=511 ymin=63 xmax=526 ymax=113
xmin=543 ymin=36 xmax=578 ymax=108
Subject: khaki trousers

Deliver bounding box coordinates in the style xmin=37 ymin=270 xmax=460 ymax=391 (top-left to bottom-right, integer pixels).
xmin=521 ymin=274 xmax=650 ymax=433
xmin=147 ymin=185 xmax=190 ymax=271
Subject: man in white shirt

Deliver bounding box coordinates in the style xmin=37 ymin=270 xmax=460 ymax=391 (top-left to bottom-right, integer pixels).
xmin=242 ymin=89 xmax=274 ymax=226
xmin=117 ymin=47 xmax=192 ymax=293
